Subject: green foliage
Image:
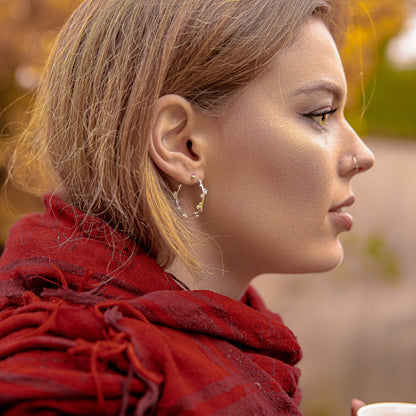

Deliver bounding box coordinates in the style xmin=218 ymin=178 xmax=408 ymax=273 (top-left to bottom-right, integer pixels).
xmin=349 ymin=63 xmax=416 ymax=139
xmin=365 ymin=233 xmax=401 ymax=282
xmin=341 ymin=0 xmax=406 ymax=109
xmin=342 ymin=232 xmax=402 ymax=284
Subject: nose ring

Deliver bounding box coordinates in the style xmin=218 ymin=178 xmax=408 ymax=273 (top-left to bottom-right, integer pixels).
xmin=352 ymin=155 xmax=359 ymax=172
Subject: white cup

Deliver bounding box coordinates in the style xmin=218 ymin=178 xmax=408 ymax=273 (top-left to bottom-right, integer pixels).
xmin=357 ymin=402 xmax=416 ymax=416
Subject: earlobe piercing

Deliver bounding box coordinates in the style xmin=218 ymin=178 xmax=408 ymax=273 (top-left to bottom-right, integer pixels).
xmin=173 ymin=174 xmax=207 ymax=218
xmin=352 ymin=155 xmax=359 ymax=172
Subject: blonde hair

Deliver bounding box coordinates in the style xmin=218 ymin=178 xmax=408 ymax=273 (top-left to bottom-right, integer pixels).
xmin=10 ymin=0 xmax=345 ymax=273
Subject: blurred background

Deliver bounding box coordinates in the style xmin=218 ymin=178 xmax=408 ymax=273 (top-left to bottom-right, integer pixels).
xmin=0 ymin=0 xmax=415 ymax=415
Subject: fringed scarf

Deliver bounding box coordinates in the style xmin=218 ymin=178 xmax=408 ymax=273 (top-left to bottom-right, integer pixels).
xmin=0 ymin=194 xmax=302 ymax=415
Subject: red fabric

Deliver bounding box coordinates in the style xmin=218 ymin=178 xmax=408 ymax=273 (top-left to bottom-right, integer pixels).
xmin=0 ymin=194 xmax=303 ymax=415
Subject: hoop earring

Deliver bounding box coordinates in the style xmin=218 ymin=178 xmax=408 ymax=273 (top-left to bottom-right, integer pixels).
xmin=173 ymin=174 xmax=207 ymax=218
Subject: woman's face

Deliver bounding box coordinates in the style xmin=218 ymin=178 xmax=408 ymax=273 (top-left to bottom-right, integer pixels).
xmin=202 ymin=18 xmax=374 ymax=279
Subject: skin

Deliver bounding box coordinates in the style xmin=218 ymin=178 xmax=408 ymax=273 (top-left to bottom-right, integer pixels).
xmin=149 ymin=17 xmax=375 ymax=300
xmin=352 ymin=399 xmax=366 ymax=416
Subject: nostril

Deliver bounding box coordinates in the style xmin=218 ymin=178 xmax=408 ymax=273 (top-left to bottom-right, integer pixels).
xmin=359 ymin=149 xmax=375 ymax=173
xmin=338 ymin=151 xmax=374 ymax=177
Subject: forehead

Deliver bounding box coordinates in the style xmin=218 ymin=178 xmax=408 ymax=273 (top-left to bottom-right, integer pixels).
xmin=262 ymin=18 xmax=347 ymax=99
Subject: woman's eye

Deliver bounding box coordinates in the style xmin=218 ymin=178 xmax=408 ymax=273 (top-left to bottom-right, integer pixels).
xmin=311 ymin=113 xmax=329 ymax=127
xmin=303 ymin=108 xmax=337 ymax=129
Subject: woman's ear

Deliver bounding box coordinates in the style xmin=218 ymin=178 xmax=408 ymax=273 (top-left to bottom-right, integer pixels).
xmin=149 ymin=94 xmax=205 ymax=185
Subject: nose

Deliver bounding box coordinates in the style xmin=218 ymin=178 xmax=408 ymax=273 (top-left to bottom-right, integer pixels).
xmin=339 ymin=123 xmax=375 ymax=177
xmin=354 ymin=140 xmax=375 ymax=173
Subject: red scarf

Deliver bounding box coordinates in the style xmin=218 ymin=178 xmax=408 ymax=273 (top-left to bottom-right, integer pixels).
xmin=0 ymin=194 xmax=302 ymax=415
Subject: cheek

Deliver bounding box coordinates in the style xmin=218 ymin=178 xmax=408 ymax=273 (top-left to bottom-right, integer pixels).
xmin=203 ymin=114 xmax=341 ymax=274
xmin=207 ymin=115 xmax=334 ymax=234
xmin=278 ymin=136 xmax=334 ymax=214
xmin=242 ymin=118 xmax=333 ymax=218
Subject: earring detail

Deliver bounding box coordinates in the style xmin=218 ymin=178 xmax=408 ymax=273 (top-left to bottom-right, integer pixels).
xmin=173 ymin=174 xmax=207 ymax=218
xmin=352 ymin=155 xmax=359 ymax=172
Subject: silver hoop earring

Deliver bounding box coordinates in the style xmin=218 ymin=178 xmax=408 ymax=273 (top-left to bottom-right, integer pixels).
xmin=173 ymin=174 xmax=207 ymax=218
xmin=352 ymin=155 xmax=359 ymax=172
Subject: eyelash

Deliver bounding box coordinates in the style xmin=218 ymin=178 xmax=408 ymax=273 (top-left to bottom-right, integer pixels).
xmin=302 ymin=108 xmax=338 ymax=130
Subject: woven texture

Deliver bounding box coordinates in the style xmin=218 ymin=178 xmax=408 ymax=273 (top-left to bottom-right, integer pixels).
xmin=0 ymin=194 xmax=302 ymax=415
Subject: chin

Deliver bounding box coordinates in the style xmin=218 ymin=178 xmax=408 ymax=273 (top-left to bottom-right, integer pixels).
xmin=263 ymin=255 xmax=343 ymax=276
xmin=254 ymin=240 xmax=345 ymax=275
xmin=286 ymin=241 xmax=344 ymax=274
xmin=316 ymin=256 xmax=343 ymax=273
xmin=313 ymin=242 xmax=345 ymax=272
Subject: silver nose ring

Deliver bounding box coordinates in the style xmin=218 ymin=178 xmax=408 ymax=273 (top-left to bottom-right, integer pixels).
xmin=352 ymin=155 xmax=359 ymax=172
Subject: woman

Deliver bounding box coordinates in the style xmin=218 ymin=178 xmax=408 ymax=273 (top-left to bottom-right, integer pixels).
xmin=0 ymin=0 xmax=373 ymax=414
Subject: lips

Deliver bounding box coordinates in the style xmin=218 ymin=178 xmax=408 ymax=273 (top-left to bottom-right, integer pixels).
xmin=328 ymin=195 xmax=355 ymax=231
xmin=329 ymin=195 xmax=356 ymax=212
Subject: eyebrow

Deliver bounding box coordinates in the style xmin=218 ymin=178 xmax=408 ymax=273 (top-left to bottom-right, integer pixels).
xmin=290 ymin=81 xmax=344 ymax=101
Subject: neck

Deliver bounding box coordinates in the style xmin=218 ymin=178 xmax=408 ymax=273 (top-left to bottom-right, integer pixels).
xmin=166 ymin=241 xmax=253 ymax=300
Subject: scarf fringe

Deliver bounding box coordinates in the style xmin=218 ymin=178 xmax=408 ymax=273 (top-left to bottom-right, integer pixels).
xmin=0 ymin=271 xmax=165 ymax=415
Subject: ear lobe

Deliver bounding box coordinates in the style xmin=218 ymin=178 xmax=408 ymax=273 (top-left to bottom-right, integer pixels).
xmin=149 ymin=94 xmax=205 ymax=185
